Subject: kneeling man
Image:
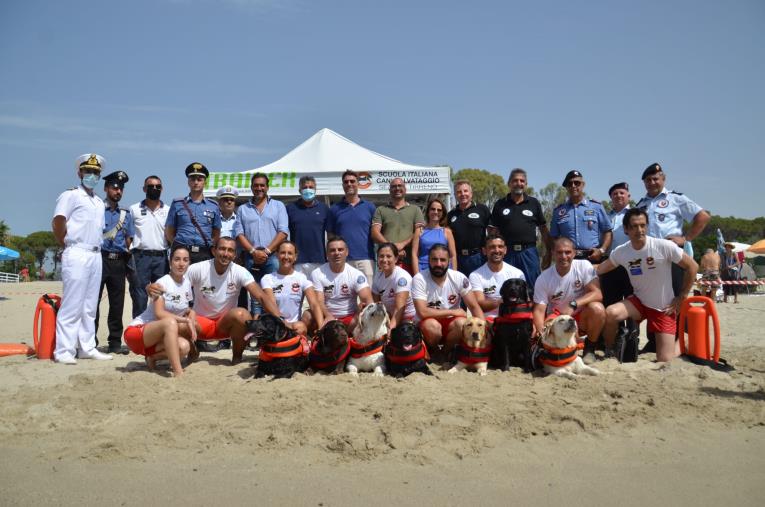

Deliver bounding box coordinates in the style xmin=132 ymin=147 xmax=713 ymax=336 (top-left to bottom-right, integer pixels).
xmin=149 ymin=236 xmax=280 ymax=364
xmin=469 ymin=235 xmax=526 ymax=323
xmin=533 ymin=237 xmax=606 ymax=364
xmin=412 ymin=243 xmax=484 ymax=353
xmin=309 ymin=237 xmax=373 ymax=333
xmin=597 ymin=208 xmax=698 ymax=362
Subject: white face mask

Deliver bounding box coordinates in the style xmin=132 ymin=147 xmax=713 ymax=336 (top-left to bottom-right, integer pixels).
xmin=82 ymin=173 xmax=100 ymax=189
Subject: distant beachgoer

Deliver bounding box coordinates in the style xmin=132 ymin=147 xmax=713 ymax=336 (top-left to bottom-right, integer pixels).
xmin=721 ymin=243 xmax=741 ymax=303
xmin=19 ymin=267 xmax=30 ymax=282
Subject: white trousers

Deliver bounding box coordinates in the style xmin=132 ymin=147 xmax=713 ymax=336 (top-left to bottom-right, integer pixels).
xmin=55 ymin=247 xmax=102 ymax=360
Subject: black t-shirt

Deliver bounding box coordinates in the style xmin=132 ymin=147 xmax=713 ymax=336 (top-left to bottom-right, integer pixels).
xmin=490 ymin=194 xmax=545 ymax=245
xmin=447 ymin=202 xmax=491 ymax=252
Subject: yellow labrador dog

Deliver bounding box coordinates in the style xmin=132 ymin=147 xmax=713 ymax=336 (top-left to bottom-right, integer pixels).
xmin=539 ymin=315 xmax=600 ymax=379
xmin=449 ymin=317 xmax=491 ymax=376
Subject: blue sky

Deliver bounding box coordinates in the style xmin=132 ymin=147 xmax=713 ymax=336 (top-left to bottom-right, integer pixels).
xmin=1 ymin=0 xmax=763 ymax=236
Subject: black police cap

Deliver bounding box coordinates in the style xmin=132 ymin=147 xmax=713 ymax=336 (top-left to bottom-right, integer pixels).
xmin=608 ymin=182 xmax=629 ymax=195
xmin=185 ymin=162 xmax=209 ymax=178
xmin=562 ymin=170 xmax=583 ymax=187
xmin=103 ymin=170 xmax=129 ymax=188
xmin=641 ymin=163 xmax=663 ymax=180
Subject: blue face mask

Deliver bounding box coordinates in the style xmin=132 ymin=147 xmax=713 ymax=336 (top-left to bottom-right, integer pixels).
xmin=82 ymin=173 xmax=100 ymax=190
xmin=301 ymin=188 xmax=316 ymax=201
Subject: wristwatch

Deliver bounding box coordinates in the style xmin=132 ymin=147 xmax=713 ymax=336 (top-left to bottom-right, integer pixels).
xmin=569 ymin=300 xmax=578 ymax=310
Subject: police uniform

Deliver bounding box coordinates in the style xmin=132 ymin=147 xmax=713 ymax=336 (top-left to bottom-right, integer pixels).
xmin=216 ymin=185 xmax=239 ymax=238
xmin=446 ymin=202 xmax=490 ymax=277
xmin=53 ymin=154 xmax=111 ymax=363
xmin=165 ymin=163 xmax=221 ymax=264
xmin=550 ymin=190 xmax=612 ymax=261
xmin=129 ymin=187 xmax=170 ymax=318
xmin=96 ymin=171 xmax=134 ymax=353
xmin=490 ymin=193 xmax=546 ymax=287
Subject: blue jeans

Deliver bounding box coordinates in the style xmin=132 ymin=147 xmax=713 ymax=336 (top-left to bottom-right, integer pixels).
xmin=245 ymin=253 xmax=279 ymax=316
xmin=457 ymin=253 xmax=485 ymax=277
xmin=504 ymin=246 xmax=541 ymax=293
xmin=130 ymin=250 xmax=169 ymax=318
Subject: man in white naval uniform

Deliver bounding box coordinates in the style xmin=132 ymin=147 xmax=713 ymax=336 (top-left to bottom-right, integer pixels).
xmin=51 ymin=154 xmax=113 ymax=364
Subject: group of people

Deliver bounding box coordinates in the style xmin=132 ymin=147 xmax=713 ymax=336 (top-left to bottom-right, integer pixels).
xmin=52 ymin=153 xmax=708 ymax=374
xmin=699 ymin=243 xmax=743 ymax=304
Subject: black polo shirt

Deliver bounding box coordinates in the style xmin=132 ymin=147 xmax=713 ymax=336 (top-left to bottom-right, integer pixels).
xmin=447 ymin=202 xmax=490 ymax=253
xmin=490 ymin=194 xmax=545 ymax=245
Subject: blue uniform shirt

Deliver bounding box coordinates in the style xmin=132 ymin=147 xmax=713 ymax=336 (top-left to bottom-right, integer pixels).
xmin=233 ymin=197 xmax=289 ymax=248
xmin=102 ymin=204 xmax=135 ymax=253
xmin=636 ymin=188 xmax=703 ymax=239
xmin=607 ymin=206 xmax=630 ymax=254
xmin=165 ymin=195 xmax=221 ymax=247
xmin=220 ymin=214 xmax=238 ymax=239
xmin=328 ymin=199 xmax=376 ymax=260
xmin=550 ymin=198 xmax=612 ymax=250
xmin=287 ymin=198 xmax=329 ymax=264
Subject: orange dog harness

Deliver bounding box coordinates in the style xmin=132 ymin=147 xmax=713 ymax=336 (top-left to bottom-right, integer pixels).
xmin=456 ymin=342 xmax=492 ymax=364
xmin=539 ymin=343 xmax=578 ymax=367
xmin=494 ymin=302 xmax=533 ymax=324
xmin=385 ymin=341 xmax=427 ymax=365
xmin=309 ymin=340 xmax=350 ymax=370
xmin=349 ymin=336 xmax=385 ymax=358
xmin=259 ymin=335 xmax=308 ymax=362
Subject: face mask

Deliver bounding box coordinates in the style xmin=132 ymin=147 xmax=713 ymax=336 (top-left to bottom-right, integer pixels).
xmin=146 ymin=188 xmax=161 ymax=200
xmin=82 ymin=173 xmax=100 ymax=189
xmin=301 ymin=188 xmax=316 ymax=201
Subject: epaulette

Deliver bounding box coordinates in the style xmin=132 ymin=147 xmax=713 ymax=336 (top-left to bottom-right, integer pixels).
xmin=590 ymin=198 xmax=601 ymax=204
xmin=669 ymin=190 xmax=684 ymax=195
xmin=208 ymin=200 xmax=220 ymax=208
xmin=172 ymin=197 xmax=185 ymax=202
xmin=68 ymin=187 xmax=78 ymax=191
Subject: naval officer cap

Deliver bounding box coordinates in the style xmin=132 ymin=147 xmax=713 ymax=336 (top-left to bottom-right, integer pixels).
xmin=104 ymin=170 xmax=129 ymax=189
xmin=185 ymin=162 xmax=209 ymax=178
xmin=641 ymin=162 xmax=663 ymax=180
xmin=76 ymin=153 xmax=105 ymax=173
xmin=215 ymin=185 xmax=239 ymax=199
xmin=562 ymin=170 xmax=584 ymax=187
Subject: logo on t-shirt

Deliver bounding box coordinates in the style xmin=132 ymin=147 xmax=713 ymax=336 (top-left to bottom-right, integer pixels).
xmin=357 ymin=275 xmax=366 ymax=285
xmin=646 ymin=257 xmax=655 ymax=268
xmin=483 ymin=285 xmax=496 ymax=295
xmin=323 ymin=284 xmax=334 ymax=295
xmin=341 ymin=283 xmax=350 ymax=295
xmin=448 ymin=294 xmax=458 ymax=305
xmin=502 ymin=208 xmax=510 ymax=216
xmin=451 ymin=216 xmax=457 ymax=223
xmin=167 ymin=294 xmax=181 ymax=304
xmin=575 ymin=279 xmax=582 ymax=289
xmin=628 ymin=258 xmax=643 ymax=276
xmin=468 ymin=212 xmax=480 ymax=219
xmin=658 ymin=199 xmax=669 ymax=208
xmin=291 ymin=282 xmax=300 ymax=293
xmin=397 ymin=277 xmax=407 ymax=287
xmin=273 ymin=284 xmax=283 ymax=294
xmin=427 ymin=300 xmax=442 ymax=309
xmin=201 ymin=285 xmax=215 ymax=296
xmin=551 ymin=290 xmax=563 ymax=302
xmin=522 ymin=209 xmax=533 ymax=217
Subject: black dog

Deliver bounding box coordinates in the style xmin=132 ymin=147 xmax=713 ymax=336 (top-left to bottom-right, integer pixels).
xmin=309 ymin=320 xmax=350 ymax=374
xmin=490 ymin=278 xmax=535 ymax=372
xmin=384 ymin=322 xmax=432 ymax=377
xmin=246 ymin=314 xmax=308 ymax=379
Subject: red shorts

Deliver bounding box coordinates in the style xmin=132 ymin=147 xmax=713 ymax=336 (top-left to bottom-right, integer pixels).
xmin=197 ymin=315 xmax=228 ymax=340
xmin=336 ymin=314 xmax=355 ymax=328
xmin=627 ymin=296 xmax=676 ymax=335
xmin=547 ymin=309 xmax=583 ymax=326
xmin=124 ymin=325 xmax=158 ymax=357
xmin=419 ymin=316 xmax=458 ymax=337
xmin=396 ymin=262 xmax=413 ymax=275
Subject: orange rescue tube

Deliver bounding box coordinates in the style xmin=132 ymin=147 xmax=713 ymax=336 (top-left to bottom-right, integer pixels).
xmin=677 ymin=296 xmax=721 ymax=364
xmin=33 ymin=293 xmax=61 ymax=360
xmin=0 ymin=343 xmax=35 ymax=357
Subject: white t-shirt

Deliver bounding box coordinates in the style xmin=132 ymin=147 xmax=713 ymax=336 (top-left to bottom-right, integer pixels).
xmin=533 ymin=259 xmax=597 ymax=315
xmin=54 ymin=186 xmax=105 ymax=248
xmin=186 ymin=260 xmax=255 ymax=319
xmin=129 ymin=201 xmax=169 ymax=251
xmin=130 ymin=274 xmax=192 ymax=326
xmin=469 ymin=262 xmax=526 ymax=318
xmin=311 ymin=263 xmax=369 ymax=317
xmin=261 ymin=270 xmax=312 ymax=323
xmin=372 ymin=266 xmax=416 ymax=321
xmin=610 ymin=236 xmax=683 ymax=310
xmin=411 ymin=269 xmax=472 ymax=320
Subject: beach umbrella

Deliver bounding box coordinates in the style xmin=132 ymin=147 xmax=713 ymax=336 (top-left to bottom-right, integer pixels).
xmin=716 ymin=228 xmax=726 ymax=255
xmin=0 ymin=245 xmax=20 ymax=261
xmin=747 ymin=239 xmax=765 ymax=254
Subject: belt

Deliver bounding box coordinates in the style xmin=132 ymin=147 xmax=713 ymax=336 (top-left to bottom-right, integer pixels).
xmin=134 ymin=249 xmax=167 ymax=257
xmin=459 ymin=248 xmax=481 ymax=256
xmin=102 ymin=251 xmax=127 ymax=260
xmin=172 ymin=242 xmax=207 ymax=253
xmin=66 ymin=243 xmax=100 ymax=252
xmin=509 ymin=243 xmax=535 ymax=252
xmin=575 ymin=249 xmax=592 ymax=259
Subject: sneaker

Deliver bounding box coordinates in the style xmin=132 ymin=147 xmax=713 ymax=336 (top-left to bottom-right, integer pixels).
xmin=108 ymin=343 xmax=129 ymax=355
xmin=55 ymin=354 xmax=77 ymax=365
xmin=78 ymin=349 xmax=113 ymax=360
xmin=583 ymin=341 xmax=597 ymax=365
xmin=218 ymin=339 xmax=231 ymax=350
xmin=196 ymin=340 xmax=219 ymax=353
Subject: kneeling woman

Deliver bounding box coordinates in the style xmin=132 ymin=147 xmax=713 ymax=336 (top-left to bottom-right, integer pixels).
xmin=261 ymin=241 xmax=322 ymax=336
xmin=373 ymin=243 xmax=416 ymax=329
xmin=123 ymin=246 xmax=199 ymax=377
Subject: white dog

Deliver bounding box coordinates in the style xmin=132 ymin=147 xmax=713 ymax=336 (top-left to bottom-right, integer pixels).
xmin=539 ymin=315 xmax=600 ymax=379
xmin=347 ymin=303 xmax=388 ymax=376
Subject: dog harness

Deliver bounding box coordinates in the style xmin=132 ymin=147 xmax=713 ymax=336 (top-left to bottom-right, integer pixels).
xmin=349 ymin=336 xmax=386 ymax=358
xmin=456 ymin=341 xmax=492 ymax=364
xmin=309 ymin=340 xmax=350 ymax=370
xmin=538 ymin=343 xmax=578 ymax=367
xmin=384 ymin=340 xmax=427 ymax=365
xmin=258 ymin=335 xmax=308 ymax=362
xmin=494 ymin=301 xmax=534 ymax=324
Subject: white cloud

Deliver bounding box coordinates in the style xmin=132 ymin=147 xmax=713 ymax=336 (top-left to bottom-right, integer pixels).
xmin=103 ymin=138 xmax=270 ymax=156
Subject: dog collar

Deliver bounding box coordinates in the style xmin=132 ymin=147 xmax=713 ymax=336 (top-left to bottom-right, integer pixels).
xmin=539 ymin=343 xmax=578 ymax=367
xmin=309 ymin=340 xmax=350 ymax=370
xmin=349 ymin=336 xmax=386 ymax=358
xmin=384 ymin=341 xmax=427 ymax=365
xmin=456 ymin=342 xmax=492 ymax=364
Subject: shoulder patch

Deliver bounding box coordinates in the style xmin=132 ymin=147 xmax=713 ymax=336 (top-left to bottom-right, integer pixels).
xmin=397 ymin=277 xmax=407 ymax=287
xmin=357 ymin=275 xmax=366 ymax=284
xmin=462 ymin=278 xmax=469 ymax=289
xmin=669 ymin=190 xmax=684 ymax=195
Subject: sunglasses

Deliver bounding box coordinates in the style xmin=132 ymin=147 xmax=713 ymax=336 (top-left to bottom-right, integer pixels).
xmin=567 ymin=180 xmax=584 ymax=187
xmin=146 ymin=184 xmax=162 ymax=190
xmin=342 ymin=179 xmax=357 ymax=185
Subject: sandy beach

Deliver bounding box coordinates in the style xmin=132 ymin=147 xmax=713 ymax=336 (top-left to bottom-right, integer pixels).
xmin=1 ymin=281 xmax=764 ymax=506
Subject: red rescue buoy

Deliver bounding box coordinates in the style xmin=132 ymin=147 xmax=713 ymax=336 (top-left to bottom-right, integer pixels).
xmin=677 ymin=296 xmax=721 ymax=364
xmin=33 ymin=293 xmax=61 ymax=360
xmin=0 ymin=343 xmax=35 ymax=357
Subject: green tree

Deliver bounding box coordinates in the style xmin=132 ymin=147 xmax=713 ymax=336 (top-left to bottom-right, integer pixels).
xmin=0 ymin=219 xmax=9 ymax=245
xmin=20 ymin=231 xmax=59 ymax=279
xmin=528 ymin=182 xmax=568 ymax=225
xmin=452 ymin=168 xmax=507 ymax=208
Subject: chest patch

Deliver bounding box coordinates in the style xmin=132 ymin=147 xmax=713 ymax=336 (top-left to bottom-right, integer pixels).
xmin=468 ymin=212 xmax=480 ymax=219
xmin=522 ymin=209 xmax=533 ymax=217
xmin=658 ymin=199 xmax=669 ymax=208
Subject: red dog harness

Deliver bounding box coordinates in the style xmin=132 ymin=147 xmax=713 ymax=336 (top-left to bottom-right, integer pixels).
xmin=349 ymin=336 xmax=386 ymax=358
xmin=456 ymin=341 xmax=492 ymax=364
xmin=539 ymin=343 xmax=578 ymax=367
xmin=309 ymin=340 xmax=350 ymax=370
xmin=259 ymin=335 xmax=309 ymax=362
xmin=494 ymin=302 xmax=534 ymax=324
xmin=385 ymin=341 xmax=427 ymax=365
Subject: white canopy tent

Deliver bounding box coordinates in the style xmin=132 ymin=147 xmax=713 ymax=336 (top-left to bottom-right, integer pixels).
xmin=204 ymin=128 xmax=451 ymax=206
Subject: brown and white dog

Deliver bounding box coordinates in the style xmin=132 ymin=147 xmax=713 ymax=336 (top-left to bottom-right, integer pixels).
xmin=538 ymin=315 xmax=599 ymax=379
xmin=449 ymin=317 xmax=491 ymax=376
xmin=347 ymin=302 xmax=388 ymax=376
